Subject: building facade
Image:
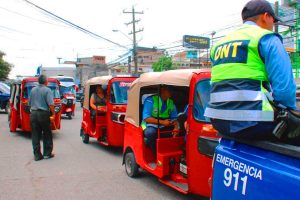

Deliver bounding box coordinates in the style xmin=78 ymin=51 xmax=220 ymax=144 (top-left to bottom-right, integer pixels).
xmin=110 ymin=47 xmax=165 ymax=74
xmin=76 ymin=55 xmax=108 ymax=87
xmin=172 ymin=50 xmax=211 ymax=69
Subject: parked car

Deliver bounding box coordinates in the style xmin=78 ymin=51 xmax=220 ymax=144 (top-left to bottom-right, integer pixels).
xmin=0 ymin=82 xmax=10 ymax=113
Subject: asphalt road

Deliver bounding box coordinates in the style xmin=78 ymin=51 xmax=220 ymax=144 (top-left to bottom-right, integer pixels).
xmin=0 ymin=103 xmax=203 ymax=200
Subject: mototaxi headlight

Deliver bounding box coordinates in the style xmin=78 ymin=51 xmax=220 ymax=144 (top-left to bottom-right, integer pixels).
xmin=54 ymin=105 xmax=61 ymax=113
xmin=111 ymin=112 xmax=125 ymax=124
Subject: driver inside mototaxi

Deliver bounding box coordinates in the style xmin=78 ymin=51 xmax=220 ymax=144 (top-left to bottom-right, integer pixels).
xmin=141 ymin=85 xmax=179 ymax=153
xmin=90 ymin=85 xmax=106 ymax=123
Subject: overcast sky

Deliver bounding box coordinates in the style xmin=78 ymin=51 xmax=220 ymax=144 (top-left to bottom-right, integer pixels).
xmin=0 ymin=0 xmax=277 ymax=78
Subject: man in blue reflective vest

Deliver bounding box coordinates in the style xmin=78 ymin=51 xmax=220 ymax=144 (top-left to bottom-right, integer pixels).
xmin=142 ymin=85 xmax=179 ymax=153
xmin=205 ymin=0 xmax=299 ymax=143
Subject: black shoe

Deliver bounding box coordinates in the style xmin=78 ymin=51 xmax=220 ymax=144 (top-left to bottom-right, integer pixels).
xmin=43 ymin=153 xmax=55 ymax=159
xmin=34 ymin=154 xmax=44 ymax=161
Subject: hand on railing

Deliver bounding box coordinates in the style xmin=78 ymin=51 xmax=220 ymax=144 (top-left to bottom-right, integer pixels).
xmin=172 ymin=129 xmax=180 ymax=137
xmin=97 ymin=106 xmax=107 ymax=113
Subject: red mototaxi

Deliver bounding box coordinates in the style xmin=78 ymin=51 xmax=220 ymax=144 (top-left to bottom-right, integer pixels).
xmin=80 ymin=75 xmax=137 ymax=147
xmin=123 ymin=69 xmax=219 ymax=197
xmin=8 ymin=77 xmax=61 ymax=133
xmin=59 ymin=81 xmax=76 ymax=119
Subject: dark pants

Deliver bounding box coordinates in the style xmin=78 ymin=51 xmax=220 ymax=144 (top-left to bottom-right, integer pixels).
xmin=30 ymin=110 xmax=53 ymax=157
xmin=211 ymin=119 xmax=277 ymax=140
xmin=91 ymin=109 xmax=96 ymax=124
xmin=144 ymin=126 xmax=173 ymax=153
xmin=211 ymin=119 xmax=300 ymax=146
xmin=90 ymin=109 xmax=105 ymax=124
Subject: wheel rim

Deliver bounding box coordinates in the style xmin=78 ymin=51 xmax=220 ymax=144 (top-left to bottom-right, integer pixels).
xmin=125 ymin=156 xmax=132 ymax=175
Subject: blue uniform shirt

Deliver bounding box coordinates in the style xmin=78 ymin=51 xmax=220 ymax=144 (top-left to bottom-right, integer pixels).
xmin=142 ymin=96 xmax=178 ymax=128
xmin=217 ymin=22 xmax=296 ymax=133
xmin=248 ymin=21 xmax=296 ymax=109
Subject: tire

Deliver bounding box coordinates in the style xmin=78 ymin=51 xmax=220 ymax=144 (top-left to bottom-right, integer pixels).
xmin=68 ymin=113 xmax=72 ymax=120
xmin=81 ymin=129 xmax=89 ymax=144
xmin=7 ymin=106 xmax=10 ymax=123
xmin=125 ymin=152 xmax=139 ymax=177
xmin=5 ymin=103 xmax=9 ymax=114
xmin=8 ymin=114 xmax=11 ymax=129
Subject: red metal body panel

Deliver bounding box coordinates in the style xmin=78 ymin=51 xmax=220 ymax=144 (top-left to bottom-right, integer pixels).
xmin=9 ymin=105 xmax=17 ymax=132
xmin=60 ymin=93 xmax=76 ymax=116
xmin=123 ymin=71 xmax=219 ymax=197
xmin=61 ymin=103 xmax=75 ymax=114
xmin=187 ymin=71 xmax=218 ymax=196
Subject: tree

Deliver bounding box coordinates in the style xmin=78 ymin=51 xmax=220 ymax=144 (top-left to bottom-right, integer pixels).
xmin=152 ymin=55 xmax=175 ymax=72
xmin=0 ymin=51 xmax=13 ymax=80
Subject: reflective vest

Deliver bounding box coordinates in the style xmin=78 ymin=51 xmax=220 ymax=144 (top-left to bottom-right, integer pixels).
xmin=204 ymin=24 xmax=279 ymax=122
xmin=141 ymin=95 xmax=174 ymax=130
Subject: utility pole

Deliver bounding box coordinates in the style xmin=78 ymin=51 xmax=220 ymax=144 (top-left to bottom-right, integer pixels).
xmin=275 ymin=1 xmax=279 ymax=33
xmin=124 ymin=6 xmax=144 ymax=74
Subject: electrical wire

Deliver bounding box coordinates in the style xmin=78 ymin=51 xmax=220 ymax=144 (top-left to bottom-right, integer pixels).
xmin=0 ymin=5 xmax=67 ymax=28
xmin=0 ymin=25 xmax=31 ymax=35
xmin=21 ymin=0 xmax=129 ymax=50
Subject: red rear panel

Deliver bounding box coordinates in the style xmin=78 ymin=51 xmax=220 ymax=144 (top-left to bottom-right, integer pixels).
xmin=106 ymin=77 xmax=137 ymax=147
xmin=187 ymin=72 xmax=219 ymax=197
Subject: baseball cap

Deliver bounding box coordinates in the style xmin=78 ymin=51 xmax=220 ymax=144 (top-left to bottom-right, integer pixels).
xmin=242 ymin=0 xmax=281 ymax=22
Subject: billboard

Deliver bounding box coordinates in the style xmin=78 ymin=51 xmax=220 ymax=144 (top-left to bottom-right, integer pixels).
xmin=183 ymin=35 xmax=210 ymax=49
xmin=186 ymin=50 xmax=198 ymax=59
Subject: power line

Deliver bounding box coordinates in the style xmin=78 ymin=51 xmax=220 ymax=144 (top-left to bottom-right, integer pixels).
xmin=21 ymin=0 xmax=129 ymax=50
xmin=0 ymin=6 xmax=66 ymax=28
xmin=0 ymin=25 xmax=31 ymax=35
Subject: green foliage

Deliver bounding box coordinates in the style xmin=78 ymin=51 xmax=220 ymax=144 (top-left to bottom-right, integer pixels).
xmin=0 ymin=52 xmax=13 ymax=80
xmin=152 ymin=55 xmax=174 ymax=72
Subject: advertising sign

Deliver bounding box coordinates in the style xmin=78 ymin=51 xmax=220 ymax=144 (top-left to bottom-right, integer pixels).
xmin=183 ymin=35 xmax=210 ymax=49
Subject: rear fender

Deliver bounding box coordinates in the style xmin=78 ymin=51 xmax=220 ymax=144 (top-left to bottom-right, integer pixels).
xmin=81 ymin=120 xmax=88 ymax=133
xmin=123 ymin=147 xmax=134 ymax=165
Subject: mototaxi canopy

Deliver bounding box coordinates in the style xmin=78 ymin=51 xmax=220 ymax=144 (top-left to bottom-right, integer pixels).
xmin=83 ymin=76 xmax=112 ymax=109
xmin=125 ymin=69 xmax=211 ymax=127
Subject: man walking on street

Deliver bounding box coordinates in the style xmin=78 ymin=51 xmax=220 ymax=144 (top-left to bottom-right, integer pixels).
xmin=29 ymin=75 xmax=55 ymax=161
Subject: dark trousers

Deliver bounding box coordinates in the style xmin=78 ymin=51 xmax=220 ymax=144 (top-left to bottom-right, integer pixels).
xmin=211 ymin=119 xmax=277 ymax=140
xmin=30 ymin=110 xmax=53 ymax=156
xmin=144 ymin=126 xmax=173 ymax=153
xmin=211 ymin=119 xmax=300 ymax=145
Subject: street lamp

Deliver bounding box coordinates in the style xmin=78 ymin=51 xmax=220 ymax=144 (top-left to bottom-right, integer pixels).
xmin=211 ymin=31 xmax=216 ymax=47
xmin=112 ymin=29 xmax=133 ymax=41
xmin=57 ymin=57 xmax=62 ymax=64
xmin=112 ymin=30 xmax=134 ymax=73
xmin=208 ymin=31 xmax=216 ymax=67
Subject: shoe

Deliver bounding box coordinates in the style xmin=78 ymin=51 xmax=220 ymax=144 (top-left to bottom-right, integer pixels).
xmin=43 ymin=153 xmax=55 ymax=159
xmin=34 ymin=154 xmax=44 ymax=161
